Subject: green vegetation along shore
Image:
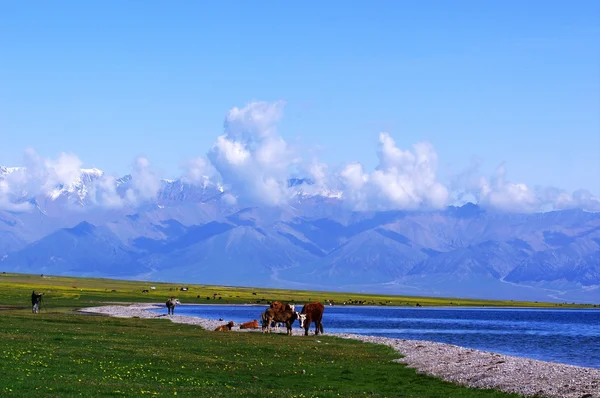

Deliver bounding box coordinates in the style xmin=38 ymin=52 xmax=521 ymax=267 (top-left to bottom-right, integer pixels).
xmin=1 ymin=272 xmax=594 ymax=310
xmin=0 ymin=272 xmax=590 ymax=397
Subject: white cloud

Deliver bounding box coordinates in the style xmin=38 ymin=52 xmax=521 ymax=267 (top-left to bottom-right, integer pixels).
xmin=88 ymin=174 xmax=123 ymax=208
xmin=339 ymin=133 xmax=449 ymax=210
xmin=535 ymin=186 xmax=600 ymax=212
xmin=207 ymin=100 xmax=298 ymax=207
xmin=124 ymin=157 xmax=161 ymax=205
xmin=182 ymin=156 xmax=217 ymax=184
xmin=1 ymin=102 xmax=599 ymax=214
xmin=477 ymin=163 xmax=539 ymax=212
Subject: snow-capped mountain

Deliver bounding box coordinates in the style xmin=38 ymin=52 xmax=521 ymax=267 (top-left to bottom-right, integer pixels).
xmin=1 ymin=165 xmax=599 ymax=303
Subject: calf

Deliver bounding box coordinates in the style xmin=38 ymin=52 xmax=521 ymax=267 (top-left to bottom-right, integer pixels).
xmin=299 ymin=301 xmax=325 ymax=336
xmin=263 ymin=308 xmax=298 ymax=335
xmin=239 ymin=320 xmax=260 ymax=329
xmin=214 ymin=321 xmax=235 ymax=331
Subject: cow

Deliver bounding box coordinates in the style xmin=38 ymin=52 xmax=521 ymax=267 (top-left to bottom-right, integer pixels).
xmin=299 ymin=301 xmax=325 ymax=336
xmin=262 ymin=307 xmax=298 ymax=335
xmin=142 ymin=289 xmax=149 ymax=293
xmin=269 ymin=301 xmax=295 ymax=312
xmin=268 ymin=301 xmax=296 ymax=329
xmin=166 ymin=297 xmax=181 ymax=315
xmin=239 ymin=320 xmax=260 ymax=329
xmin=214 ymin=321 xmax=235 ymax=331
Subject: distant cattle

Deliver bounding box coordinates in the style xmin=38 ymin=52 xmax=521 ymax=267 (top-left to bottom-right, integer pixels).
xmin=239 ymin=320 xmax=260 ymax=329
xmin=214 ymin=321 xmax=235 ymax=331
xmin=180 ymin=287 xmax=188 ymax=291
xmin=142 ymin=289 xmax=149 ymax=293
xmin=299 ymin=301 xmax=325 ymax=336
xmin=262 ymin=307 xmax=298 ymax=335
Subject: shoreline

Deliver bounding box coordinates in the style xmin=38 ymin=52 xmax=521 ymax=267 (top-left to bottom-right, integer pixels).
xmin=78 ymin=303 xmax=600 ymax=398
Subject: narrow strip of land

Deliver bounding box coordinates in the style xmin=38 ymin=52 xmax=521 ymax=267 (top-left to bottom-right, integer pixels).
xmin=79 ymin=303 xmax=600 ymax=398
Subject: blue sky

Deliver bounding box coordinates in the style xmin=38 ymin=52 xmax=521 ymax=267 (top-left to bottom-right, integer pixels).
xmin=1 ymin=0 xmax=599 ymax=196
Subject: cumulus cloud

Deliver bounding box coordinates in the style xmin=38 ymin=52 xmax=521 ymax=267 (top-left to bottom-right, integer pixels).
xmin=207 ymin=100 xmax=298 ymax=206
xmin=181 ymin=156 xmax=217 ymax=184
xmin=449 ymin=161 xmax=600 ymax=213
xmin=124 ymin=157 xmax=161 ymax=205
xmin=88 ymin=174 xmax=123 ymax=208
xmin=535 ymin=186 xmax=600 ymax=212
xmin=339 ymin=134 xmax=449 ymax=210
xmin=477 ymin=163 xmax=539 ymax=212
xmin=1 ymin=101 xmax=599 ymax=214
xmin=0 ymin=150 xmax=86 ymax=210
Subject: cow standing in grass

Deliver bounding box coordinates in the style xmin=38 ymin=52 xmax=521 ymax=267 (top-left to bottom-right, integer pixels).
xmin=299 ymin=301 xmax=325 ymax=336
xmin=268 ymin=301 xmax=295 ymax=330
xmin=166 ymin=297 xmax=181 ymax=315
xmin=262 ymin=307 xmax=298 ymax=335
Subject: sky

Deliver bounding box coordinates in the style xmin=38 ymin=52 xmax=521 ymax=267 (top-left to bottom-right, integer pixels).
xmin=0 ymin=1 xmax=599 ymax=211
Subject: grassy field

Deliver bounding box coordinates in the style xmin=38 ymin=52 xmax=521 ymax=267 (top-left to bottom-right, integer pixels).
xmin=0 ymin=273 xmax=543 ymax=397
xmin=0 ymin=272 xmax=591 ymax=397
xmin=0 ymin=310 xmax=527 ymax=398
xmin=0 ymin=272 xmax=594 ymax=311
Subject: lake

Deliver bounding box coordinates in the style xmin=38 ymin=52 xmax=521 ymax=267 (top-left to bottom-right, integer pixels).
xmin=151 ymin=304 xmax=600 ymax=369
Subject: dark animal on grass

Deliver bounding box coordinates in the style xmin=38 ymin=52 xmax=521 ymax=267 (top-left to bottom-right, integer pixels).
xmin=214 ymin=321 xmax=235 ymax=331
xmin=262 ymin=307 xmax=298 ymax=335
xmin=299 ymin=301 xmax=325 ymax=336
xmin=142 ymin=289 xmax=149 ymax=293
xmin=31 ymin=291 xmax=43 ymax=314
xmin=239 ymin=320 xmax=260 ymax=329
xmin=166 ymin=297 xmax=181 ymax=315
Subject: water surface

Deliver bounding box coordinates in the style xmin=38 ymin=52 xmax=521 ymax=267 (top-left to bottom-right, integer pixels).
xmin=152 ymin=305 xmax=600 ymax=369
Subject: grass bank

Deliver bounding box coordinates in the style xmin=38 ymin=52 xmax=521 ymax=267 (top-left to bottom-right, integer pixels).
xmin=0 ymin=309 xmax=522 ymax=397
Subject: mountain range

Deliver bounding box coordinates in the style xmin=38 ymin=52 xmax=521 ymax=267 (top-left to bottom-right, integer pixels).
xmin=1 ymin=167 xmax=599 ymax=303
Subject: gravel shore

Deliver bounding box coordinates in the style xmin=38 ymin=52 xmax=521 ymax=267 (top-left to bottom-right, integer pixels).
xmin=79 ymin=303 xmax=600 ymax=398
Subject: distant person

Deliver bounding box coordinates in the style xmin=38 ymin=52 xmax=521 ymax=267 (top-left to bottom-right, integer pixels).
xmin=31 ymin=291 xmax=43 ymax=313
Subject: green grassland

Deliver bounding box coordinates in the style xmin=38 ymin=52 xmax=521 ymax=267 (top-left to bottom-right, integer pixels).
xmin=0 ymin=272 xmax=593 ymax=311
xmin=0 ymin=310 xmax=525 ymax=398
xmin=0 ymin=272 xmax=588 ymax=397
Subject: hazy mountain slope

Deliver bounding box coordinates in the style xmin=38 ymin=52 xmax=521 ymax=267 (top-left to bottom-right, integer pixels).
xmin=284 ymin=229 xmax=428 ymax=286
xmin=0 ymin=221 xmax=145 ymax=277
xmin=140 ymin=225 xmax=319 ymax=285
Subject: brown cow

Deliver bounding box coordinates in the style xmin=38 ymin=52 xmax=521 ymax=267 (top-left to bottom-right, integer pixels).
xmin=299 ymin=301 xmax=325 ymax=336
xmin=262 ymin=308 xmax=298 ymax=335
xmin=214 ymin=321 xmax=235 ymax=331
xmin=239 ymin=319 xmax=260 ymax=329
xmin=269 ymin=301 xmax=295 ymax=312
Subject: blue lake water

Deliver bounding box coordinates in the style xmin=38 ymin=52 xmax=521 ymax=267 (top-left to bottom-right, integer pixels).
xmin=151 ymin=305 xmax=600 ymax=369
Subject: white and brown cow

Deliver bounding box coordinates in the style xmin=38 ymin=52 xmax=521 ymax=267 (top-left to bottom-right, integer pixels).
xmin=299 ymin=301 xmax=325 ymax=336
xmin=165 ymin=297 xmax=181 ymax=315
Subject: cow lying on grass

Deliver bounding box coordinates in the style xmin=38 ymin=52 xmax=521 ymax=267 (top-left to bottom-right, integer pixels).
xmin=239 ymin=320 xmax=260 ymax=329
xmin=214 ymin=321 xmax=235 ymax=331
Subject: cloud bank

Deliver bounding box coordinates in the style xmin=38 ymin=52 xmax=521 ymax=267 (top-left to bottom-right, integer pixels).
xmin=1 ymin=101 xmax=598 ymax=213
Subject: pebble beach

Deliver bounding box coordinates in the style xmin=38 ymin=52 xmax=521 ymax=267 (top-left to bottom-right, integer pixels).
xmin=78 ymin=303 xmax=600 ymax=398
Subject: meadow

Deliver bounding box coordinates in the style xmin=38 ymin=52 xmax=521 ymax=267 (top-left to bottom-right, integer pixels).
xmin=0 ymin=272 xmax=587 ymax=397
xmin=0 ymin=272 xmax=591 ymax=310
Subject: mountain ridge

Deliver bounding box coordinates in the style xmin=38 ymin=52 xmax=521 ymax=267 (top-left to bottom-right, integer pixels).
xmin=1 ymin=167 xmax=599 ymax=302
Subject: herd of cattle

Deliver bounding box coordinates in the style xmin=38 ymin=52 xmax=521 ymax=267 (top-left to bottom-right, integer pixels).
xmin=165 ymin=297 xmax=325 ymax=336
